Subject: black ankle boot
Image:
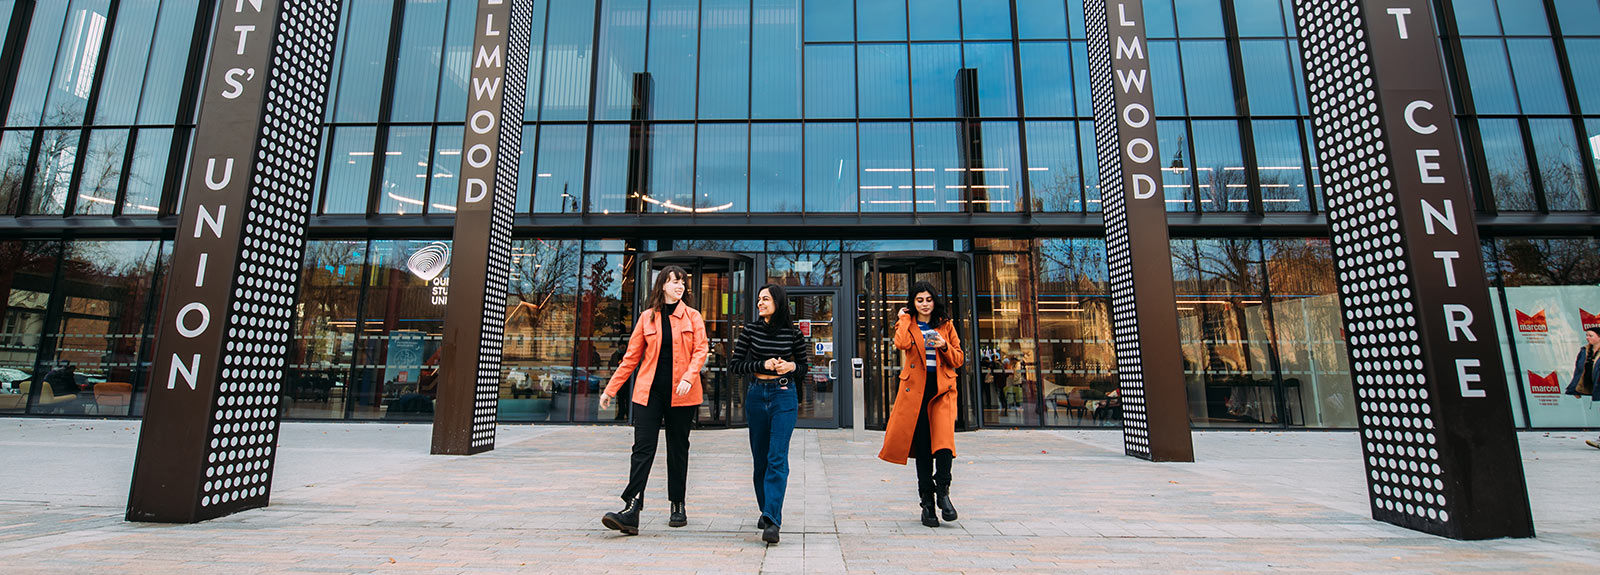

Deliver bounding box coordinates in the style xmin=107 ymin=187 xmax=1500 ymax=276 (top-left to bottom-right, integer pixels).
xmin=669 ymin=501 xmax=687 ymax=527
xmin=762 ymin=521 xmax=781 ymax=544
xmin=602 ymin=496 xmax=642 ymax=535
xmin=935 ymin=485 xmax=958 ymax=521
xmin=756 ymin=515 xmax=772 ymax=530
xmin=919 ymin=492 xmax=940 ymax=527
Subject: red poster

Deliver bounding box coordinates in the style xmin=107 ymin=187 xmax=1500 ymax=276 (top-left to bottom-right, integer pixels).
xmin=1528 ymin=371 xmax=1560 ymax=395
xmin=1580 ymin=308 xmax=1600 ymax=331
xmin=797 ymin=320 xmax=811 ymax=337
xmin=1516 ymin=309 xmax=1547 ymax=333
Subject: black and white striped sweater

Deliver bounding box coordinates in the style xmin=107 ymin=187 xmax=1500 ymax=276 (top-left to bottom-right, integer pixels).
xmin=730 ymin=319 xmax=811 ymax=383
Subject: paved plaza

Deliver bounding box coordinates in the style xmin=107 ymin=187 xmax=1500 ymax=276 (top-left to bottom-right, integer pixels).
xmin=0 ymin=419 xmax=1596 ymax=574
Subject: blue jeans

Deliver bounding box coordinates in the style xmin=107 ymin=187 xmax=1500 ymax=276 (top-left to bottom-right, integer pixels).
xmin=746 ymin=380 xmax=798 ymax=526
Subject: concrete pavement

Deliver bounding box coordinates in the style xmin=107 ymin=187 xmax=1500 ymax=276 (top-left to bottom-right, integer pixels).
xmin=0 ymin=419 xmax=1596 ymax=574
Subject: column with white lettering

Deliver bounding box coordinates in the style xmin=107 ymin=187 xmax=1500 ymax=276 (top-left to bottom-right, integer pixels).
xmin=1292 ymin=0 xmax=1533 ymax=539
xmin=1085 ymin=0 xmax=1194 ymax=462
xmin=127 ymin=0 xmax=341 ymax=523
xmin=432 ymin=0 xmax=535 ymax=455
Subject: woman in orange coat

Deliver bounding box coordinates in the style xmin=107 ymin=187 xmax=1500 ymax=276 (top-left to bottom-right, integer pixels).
xmin=598 ymin=266 xmax=709 ymax=535
xmin=878 ymin=281 xmax=964 ymax=527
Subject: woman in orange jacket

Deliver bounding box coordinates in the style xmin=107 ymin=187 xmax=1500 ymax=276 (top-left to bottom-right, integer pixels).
xmin=878 ymin=281 xmax=964 ymax=527
xmin=598 ymin=266 xmax=709 ymax=535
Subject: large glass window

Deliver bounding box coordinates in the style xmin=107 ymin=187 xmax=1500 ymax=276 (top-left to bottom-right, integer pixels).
xmin=805 ymin=45 xmax=856 ymax=119
xmin=425 ymin=126 xmax=464 ymax=213
xmin=858 ymin=122 xmax=913 ymax=212
xmin=40 ymin=240 xmax=164 ymax=417
xmin=500 ymin=239 xmax=580 ymax=422
xmin=27 ymin=129 xmax=79 ymax=215
xmin=649 ymin=0 xmax=700 ymax=121
xmin=1016 ymin=0 xmax=1069 ymax=40
xmin=0 ymin=131 xmax=35 ymax=214
xmin=542 ymin=0 xmax=597 ymax=121
xmin=0 ymin=241 xmax=58 ymax=415
xmin=1035 ymin=239 xmax=1116 ymax=427
xmin=752 ymin=0 xmax=801 ymax=119
xmin=1158 ymin=119 xmax=1194 ymax=211
xmin=1180 ymin=41 xmax=1236 ymax=116
xmin=72 ymin=129 xmax=127 ymax=215
xmin=857 ymin=0 xmax=907 ymax=41
xmin=700 ymin=0 xmax=751 ymax=119
xmin=1192 ymin=120 xmax=1247 ymax=212
xmin=594 ymin=0 xmax=648 ymax=121
xmin=913 ymin=121 xmax=963 ymax=212
xmin=377 ymin=126 xmax=433 ymax=215
xmin=969 ymin=121 xmax=1024 ymax=212
xmin=320 ymin=127 xmax=377 ymax=214
xmin=532 ymin=124 xmax=586 ymax=214
xmin=434 ymin=0 xmax=477 ymax=124
xmin=910 ymin=44 xmax=962 ymax=118
xmin=286 ymin=240 xmax=366 ymax=420
xmin=122 ymin=128 xmax=173 ymax=216
xmin=6 ymin=2 xmax=70 ymax=126
xmin=1172 ymin=239 xmax=1278 ymax=428
xmin=136 ymin=1 xmax=200 ymax=125
xmin=858 ymin=45 xmax=911 ymax=118
xmin=349 ymin=240 xmax=449 ymax=421
xmin=695 ymin=123 xmax=747 ymax=213
xmin=1480 ymin=118 xmax=1538 ymax=211
xmin=390 ymin=0 xmax=450 ymax=123
xmin=804 ymin=123 xmax=857 ymax=212
xmin=1490 ymin=237 xmax=1600 ymax=428
xmin=977 ymin=251 xmax=1040 ymax=426
xmin=1529 ymin=118 xmax=1592 ymax=211
xmin=1461 ymin=39 xmax=1520 ymax=114
xmin=574 ymin=248 xmax=637 ymax=422
xmin=804 ymin=0 xmax=853 ymax=42
xmin=587 ymin=124 xmax=631 ymax=215
xmin=908 ymin=0 xmax=960 ymax=41
xmin=1264 ymin=238 xmax=1355 ymax=428
xmin=92 ymin=1 xmax=159 ymax=125
xmin=647 ymin=124 xmax=696 ymax=212
xmin=961 ymin=0 xmax=1014 ymax=40
xmin=1240 ymin=40 xmax=1299 ymax=116
xmin=330 ymin=0 xmax=393 ymax=123
xmin=1507 ymin=39 xmax=1570 ymax=115
xmin=1019 ymin=42 xmax=1074 ymax=118
xmin=1026 ymin=121 xmax=1084 ymax=212
xmin=1252 ymin=120 xmax=1310 ymax=212
xmin=750 ymin=123 xmax=803 ymax=212
xmin=964 ymin=43 xmax=1018 ymax=118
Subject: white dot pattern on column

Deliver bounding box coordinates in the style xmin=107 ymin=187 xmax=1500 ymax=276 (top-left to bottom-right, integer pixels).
xmin=200 ymin=0 xmax=339 ymax=510
xmin=1084 ymin=0 xmax=1150 ymax=459
xmin=468 ymin=0 xmax=536 ymax=450
xmin=1295 ymin=0 xmax=1447 ymax=525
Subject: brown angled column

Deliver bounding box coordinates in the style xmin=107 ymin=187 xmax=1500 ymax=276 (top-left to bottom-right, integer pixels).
xmin=431 ymin=0 xmax=536 ymax=455
xmin=126 ymin=0 xmax=341 ymax=523
xmin=1085 ymin=0 xmax=1194 ymax=462
xmin=1291 ymin=0 xmax=1533 ymax=539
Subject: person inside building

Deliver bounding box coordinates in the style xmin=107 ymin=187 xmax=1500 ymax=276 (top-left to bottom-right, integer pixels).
xmin=597 ymin=266 xmax=708 ymax=535
xmin=878 ymin=281 xmax=964 ymax=528
xmin=730 ymin=283 xmax=810 ymax=544
xmin=1566 ymin=326 xmax=1600 ymax=449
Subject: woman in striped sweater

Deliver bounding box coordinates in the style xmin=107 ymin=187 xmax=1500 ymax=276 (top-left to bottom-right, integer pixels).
xmin=730 ymin=283 xmax=810 ymax=545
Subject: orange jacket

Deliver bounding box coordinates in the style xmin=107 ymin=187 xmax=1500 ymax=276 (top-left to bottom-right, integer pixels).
xmin=878 ymin=313 xmax=963 ymax=465
xmin=604 ymin=303 xmax=709 ymax=407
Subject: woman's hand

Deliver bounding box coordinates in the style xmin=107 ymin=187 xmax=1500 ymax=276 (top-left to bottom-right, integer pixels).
xmin=928 ymin=331 xmax=947 ymax=349
xmin=774 ymin=360 xmax=797 ymax=374
xmin=676 ymin=379 xmax=692 ymax=396
xmin=898 ymin=307 xmax=910 ymax=319
xmin=764 ymin=358 xmax=779 ymax=371
xmin=599 ymin=393 xmax=613 ymax=410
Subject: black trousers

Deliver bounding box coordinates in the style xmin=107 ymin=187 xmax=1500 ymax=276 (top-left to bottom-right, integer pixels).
xmin=620 ymin=391 xmax=695 ymax=503
xmin=912 ymin=367 xmax=953 ymax=495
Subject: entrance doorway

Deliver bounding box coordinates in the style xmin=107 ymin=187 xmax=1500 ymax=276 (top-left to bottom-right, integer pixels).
xmin=636 ymin=251 xmax=753 ymax=427
xmin=854 ymin=252 xmax=979 ymax=431
xmin=786 ymin=289 xmax=840 ymax=428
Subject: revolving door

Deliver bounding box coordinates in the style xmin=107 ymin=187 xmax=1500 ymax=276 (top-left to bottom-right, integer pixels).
xmin=636 ymin=251 xmax=753 ymax=427
xmin=854 ymin=252 xmax=980 ymax=431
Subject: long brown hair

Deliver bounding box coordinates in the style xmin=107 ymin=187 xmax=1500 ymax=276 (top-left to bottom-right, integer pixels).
xmin=642 ymin=265 xmax=692 ymax=313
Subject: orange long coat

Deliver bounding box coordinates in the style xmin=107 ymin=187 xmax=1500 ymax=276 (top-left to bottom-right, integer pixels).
xmin=604 ymin=304 xmax=709 ymax=407
xmin=877 ymin=314 xmax=964 ymax=465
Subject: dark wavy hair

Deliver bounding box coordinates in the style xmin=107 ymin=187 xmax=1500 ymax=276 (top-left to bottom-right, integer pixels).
xmin=908 ymin=281 xmax=951 ymax=328
xmin=757 ymin=283 xmax=793 ymax=331
xmin=643 ymin=266 xmax=692 ymax=312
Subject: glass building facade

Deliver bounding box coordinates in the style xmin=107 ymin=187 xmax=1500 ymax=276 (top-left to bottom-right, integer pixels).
xmin=0 ymin=0 xmax=1596 ymax=429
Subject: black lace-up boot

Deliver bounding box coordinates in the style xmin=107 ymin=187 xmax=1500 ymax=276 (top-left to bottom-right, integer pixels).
xmin=669 ymin=501 xmax=687 ymax=527
xmin=602 ymin=496 xmax=642 ymax=535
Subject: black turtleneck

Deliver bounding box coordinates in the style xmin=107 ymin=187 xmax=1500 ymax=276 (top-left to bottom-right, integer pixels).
xmin=651 ymin=300 xmax=680 ymax=406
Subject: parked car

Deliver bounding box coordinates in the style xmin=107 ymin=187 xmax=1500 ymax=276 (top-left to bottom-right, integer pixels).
xmin=0 ymin=367 xmax=30 ymax=393
xmin=548 ymin=368 xmax=603 ymax=394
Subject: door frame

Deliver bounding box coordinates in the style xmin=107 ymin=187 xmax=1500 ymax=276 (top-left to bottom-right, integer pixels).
xmin=635 ymin=250 xmax=754 ymax=428
xmin=783 ymin=286 xmax=849 ymax=429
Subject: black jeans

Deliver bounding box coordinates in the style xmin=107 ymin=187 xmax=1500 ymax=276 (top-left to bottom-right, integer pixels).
xmin=915 ymin=451 xmax=953 ymax=495
xmin=621 ymin=396 xmax=695 ymax=503
xmin=912 ymin=367 xmax=953 ymax=495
